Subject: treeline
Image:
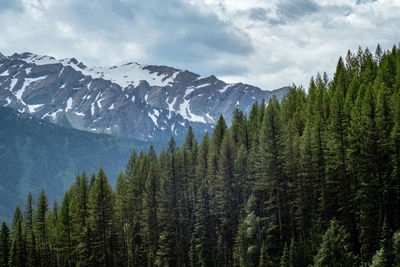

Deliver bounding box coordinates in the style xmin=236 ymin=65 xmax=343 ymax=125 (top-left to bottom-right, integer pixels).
xmin=2 ymin=44 xmax=400 ymax=266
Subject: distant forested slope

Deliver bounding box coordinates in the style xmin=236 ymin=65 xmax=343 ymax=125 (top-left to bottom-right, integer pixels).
xmin=0 ymin=107 xmax=143 ymax=221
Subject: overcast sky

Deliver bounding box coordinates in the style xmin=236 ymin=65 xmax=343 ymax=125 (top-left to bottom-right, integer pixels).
xmin=0 ymin=0 xmax=399 ymax=90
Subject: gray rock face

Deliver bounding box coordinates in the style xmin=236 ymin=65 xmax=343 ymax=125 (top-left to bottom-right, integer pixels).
xmin=0 ymin=52 xmax=288 ymax=142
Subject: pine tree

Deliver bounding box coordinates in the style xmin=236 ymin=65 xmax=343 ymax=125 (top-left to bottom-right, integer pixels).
xmin=47 ymin=200 xmax=59 ymax=266
xmin=69 ymin=172 xmax=92 ymax=265
xmin=358 ymin=85 xmax=382 ymax=263
xmin=215 ymin=131 xmax=236 ymax=266
xmin=375 ymin=217 xmax=394 ymax=267
xmin=34 ymin=189 xmax=50 ymax=266
xmin=280 ymin=243 xmax=290 ymax=267
xmin=88 ymin=168 xmax=116 ymax=266
xmin=314 ymin=219 xmax=358 ymax=266
xmin=114 ymin=171 xmax=130 ymax=265
xmin=235 ymin=211 xmax=261 ymax=267
xmin=125 ymin=149 xmax=137 ymax=178
xmin=56 ymin=191 xmax=73 ymax=266
xmin=156 ymin=142 xmax=178 ymax=266
xmin=393 ymin=230 xmax=400 ymax=266
xmin=9 ymin=206 xmax=26 ymax=267
xmin=24 ymin=192 xmax=38 ymax=266
xmin=231 ymin=106 xmax=249 ymax=150
xmin=259 ymin=96 xmax=287 ymax=262
xmin=0 ymin=222 xmax=10 ymax=267
xmin=142 ymin=160 xmax=159 ymax=266
xmin=127 ymin=149 xmax=149 ymax=266
xmin=193 ymin=133 xmax=215 ymax=267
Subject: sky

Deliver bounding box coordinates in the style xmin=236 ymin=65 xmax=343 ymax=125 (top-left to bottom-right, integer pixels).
xmin=0 ymin=0 xmax=399 ymax=90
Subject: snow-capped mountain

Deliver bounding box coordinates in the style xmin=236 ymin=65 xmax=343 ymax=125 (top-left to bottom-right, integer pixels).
xmin=0 ymin=52 xmax=287 ymax=142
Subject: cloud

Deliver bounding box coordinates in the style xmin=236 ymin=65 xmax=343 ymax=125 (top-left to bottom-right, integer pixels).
xmin=276 ymin=0 xmax=320 ymax=21
xmin=0 ymin=0 xmax=253 ymax=75
xmin=0 ymin=0 xmax=399 ymax=90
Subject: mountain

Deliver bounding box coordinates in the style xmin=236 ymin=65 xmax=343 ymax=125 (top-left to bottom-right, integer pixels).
xmin=0 ymin=107 xmax=143 ymax=222
xmin=0 ymin=52 xmax=287 ymax=143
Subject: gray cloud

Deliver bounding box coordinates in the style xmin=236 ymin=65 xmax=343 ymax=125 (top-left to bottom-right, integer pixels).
xmin=0 ymin=0 xmax=253 ymax=76
xmin=249 ymin=8 xmax=269 ymax=22
xmin=0 ymin=0 xmax=21 ymax=12
xmin=248 ymin=0 xmax=320 ymax=25
xmin=0 ymin=0 xmax=399 ymax=90
xmin=277 ymin=0 xmax=320 ymax=20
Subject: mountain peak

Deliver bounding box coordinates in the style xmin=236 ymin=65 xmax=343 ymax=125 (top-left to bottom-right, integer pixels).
xmin=0 ymin=51 xmax=288 ymax=143
xmin=0 ymin=52 xmax=7 ymax=61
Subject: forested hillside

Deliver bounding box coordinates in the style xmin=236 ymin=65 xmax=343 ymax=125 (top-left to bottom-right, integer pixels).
xmin=2 ymin=44 xmax=400 ymax=266
xmin=0 ymin=107 xmax=146 ymax=222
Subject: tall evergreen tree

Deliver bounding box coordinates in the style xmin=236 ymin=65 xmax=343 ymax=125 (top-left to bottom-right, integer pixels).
xmin=0 ymin=222 xmax=10 ymax=267
xmin=56 ymin=191 xmax=73 ymax=266
xmin=215 ymin=131 xmax=236 ymax=266
xmin=24 ymin=192 xmax=38 ymax=266
xmin=34 ymin=189 xmax=50 ymax=266
xmin=9 ymin=206 xmax=26 ymax=267
xmin=314 ymin=219 xmax=358 ymax=267
xmin=88 ymin=168 xmax=116 ymax=266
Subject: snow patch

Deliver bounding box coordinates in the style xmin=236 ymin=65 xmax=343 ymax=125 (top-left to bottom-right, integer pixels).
xmin=108 ymin=103 xmax=114 ymax=110
xmin=65 ymin=97 xmax=73 ymax=111
xmin=196 ymin=75 xmax=210 ymax=81
xmin=48 ymin=109 xmax=63 ymax=120
xmin=4 ymin=97 xmax=11 ymax=106
xmin=0 ymin=70 xmax=9 ymax=76
xmin=153 ymin=109 xmax=159 ymax=117
xmin=196 ymin=83 xmax=211 ymax=89
xmin=27 ymin=104 xmax=44 ymax=113
xmin=91 ymin=93 xmax=101 ymax=115
xmin=97 ymin=98 xmax=104 ymax=108
xmin=9 ymin=79 xmax=18 ymax=91
xmin=185 ymin=86 xmax=195 ymax=97
xmin=149 ymin=112 xmax=158 ymax=126
xmin=220 ymin=83 xmax=235 ymax=93
xmin=167 ymin=97 xmax=177 ymax=119
xmin=15 ymin=76 xmax=47 ymax=104
xmin=178 ymin=98 xmax=206 ymax=123
xmin=206 ymin=113 xmax=214 ymax=122
xmin=75 ymin=112 xmax=85 ymax=116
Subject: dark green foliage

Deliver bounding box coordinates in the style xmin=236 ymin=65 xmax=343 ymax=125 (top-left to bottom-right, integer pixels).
xmin=56 ymin=191 xmax=73 ymax=266
xmin=4 ymin=44 xmax=400 ymax=266
xmin=9 ymin=206 xmax=26 ymax=267
xmin=371 ymin=217 xmax=395 ymax=267
xmin=88 ymin=168 xmax=116 ymax=266
xmin=34 ymin=189 xmax=50 ymax=266
xmin=0 ymin=222 xmax=10 ymax=267
xmin=314 ymin=219 xmax=358 ymax=266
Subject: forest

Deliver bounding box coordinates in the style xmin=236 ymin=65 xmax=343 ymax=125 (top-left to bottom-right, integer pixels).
xmin=2 ymin=44 xmax=400 ymax=266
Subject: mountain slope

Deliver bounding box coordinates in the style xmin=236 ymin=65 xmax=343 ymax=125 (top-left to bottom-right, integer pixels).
xmin=0 ymin=52 xmax=287 ymax=143
xmin=0 ymin=107 xmax=143 ymax=221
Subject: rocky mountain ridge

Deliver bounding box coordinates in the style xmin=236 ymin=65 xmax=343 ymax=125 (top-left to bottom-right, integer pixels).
xmin=0 ymin=52 xmax=287 ymax=142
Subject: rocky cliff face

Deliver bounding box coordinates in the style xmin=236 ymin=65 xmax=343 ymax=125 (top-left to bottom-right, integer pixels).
xmin=0 ymin=52 xmax=287 ymax=142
